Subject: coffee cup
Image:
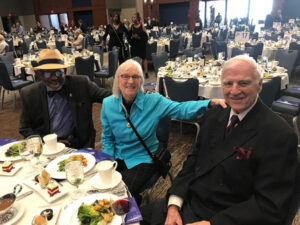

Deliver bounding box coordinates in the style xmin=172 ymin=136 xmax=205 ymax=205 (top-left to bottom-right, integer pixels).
xmin=43 ymin=134 xmax=57 ymax=152
xmin=96 ymin=160 xmax=118 ymax=185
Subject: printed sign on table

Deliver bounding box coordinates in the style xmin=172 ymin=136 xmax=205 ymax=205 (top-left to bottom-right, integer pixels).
xmin=234 ymin=32 xmax=250 ymax=43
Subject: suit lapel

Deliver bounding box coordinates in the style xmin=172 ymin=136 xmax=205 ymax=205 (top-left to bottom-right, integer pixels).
xmin=40 ymin=83 xmax=50 ymax=133
xmin=195 ymin=101 xmax=261 ymax=177
xmin=64 ymin=78 xmax=77 ymax=127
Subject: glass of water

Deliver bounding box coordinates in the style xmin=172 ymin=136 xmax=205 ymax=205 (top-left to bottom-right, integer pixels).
xmin=26 ymin=135 xmax=44 ymax=171
xmin=65 ymin=160 xmax=85 ymax=200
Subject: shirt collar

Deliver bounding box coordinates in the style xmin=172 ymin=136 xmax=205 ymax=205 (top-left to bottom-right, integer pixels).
xmin=228 ymin=96 xmax=258 ymax=124
xmin=118 ymin=91 xmax=144 ymax=112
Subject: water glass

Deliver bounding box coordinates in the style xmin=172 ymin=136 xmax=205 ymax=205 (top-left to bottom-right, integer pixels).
xmin=65 ymin=160 xmax=84 ymax=200
xmin=26 ymin=135 xmax=43 ymax=171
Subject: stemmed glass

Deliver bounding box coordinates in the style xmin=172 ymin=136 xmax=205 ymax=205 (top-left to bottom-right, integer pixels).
xmin=26 ymin=135 xmax=44 ymax=172
xmin=112 ymin=198 xmax=132 ymax=225
xmin=65 ymin=160 xmax=85 ymax=200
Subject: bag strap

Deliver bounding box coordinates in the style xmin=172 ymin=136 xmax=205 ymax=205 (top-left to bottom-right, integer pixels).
xmin=112 ymin=24 xmax=124 ymax=48
xmin=121 ymin=104 xmax=156 ymax=160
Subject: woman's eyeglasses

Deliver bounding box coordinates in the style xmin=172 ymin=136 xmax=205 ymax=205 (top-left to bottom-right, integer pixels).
xmin=120 ymin=74 xmax=141 ymax=80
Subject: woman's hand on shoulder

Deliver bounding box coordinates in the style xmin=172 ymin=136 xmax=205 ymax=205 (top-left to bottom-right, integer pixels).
xmin=209 ymin=99 xmax=227 ymax=108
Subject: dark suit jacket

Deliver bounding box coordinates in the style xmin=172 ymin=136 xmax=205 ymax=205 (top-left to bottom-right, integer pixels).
xmin=19 ymin=75 xmax=111 ymax=148
xmin=168 ymin=99 xmax=298 ymax=225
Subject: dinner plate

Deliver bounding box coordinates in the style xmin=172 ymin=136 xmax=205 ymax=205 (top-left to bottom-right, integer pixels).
xmin=0 ymin=141 xmax=26 ymax=162
xmin=42 ymin=143 xmax=65 ymax=156
xmin=58 ymin=193 xmax=122 ymax=225
xmin=2 ymin=202 xmax=25 ymax=225
xmin=0 ymin=164 xmax=22 ymax=176
xmin=91 ymin=171 xmax=122 ymax=190
xmin=45 ymin=153 xmax=96 ymax=179
xmin=23 ymin=176 xmax=68 ymax=203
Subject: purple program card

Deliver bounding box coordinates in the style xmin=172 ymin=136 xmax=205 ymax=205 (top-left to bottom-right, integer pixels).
xmin=0 ymin=138 xmax=18 ymax=146
xmin=125 ymin=197 xmax=143 ymax=224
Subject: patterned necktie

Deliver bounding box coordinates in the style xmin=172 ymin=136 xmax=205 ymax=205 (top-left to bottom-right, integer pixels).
xmin=225 ymin=115 xmax=240 ymax=137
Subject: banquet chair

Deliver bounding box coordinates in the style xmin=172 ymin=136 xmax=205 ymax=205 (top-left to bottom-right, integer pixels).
xmin=94 ymin=49 xmax=119 ymax=87
xmin=213 ymin=40 xmax=227 ymax=59
xmin=75 ymin=55 xmax=95 ymax=81
xmin=183 ymin=47 xmax=203 ymax=59
xmin=162 ymin=77 xmax=201 ymax=143
xmin=146 ymin=42 xmax=157 ymax=62
xmin=192 ymin=33 xmax=202 ymax=48
xmin=0 ymin=62 xmax=33 ymax=109
xmin=152 ymin=52 xmax=168 ymax=76
xmin=0 ymin=52 xmax=16 ymax=78
xmin=166 ymin=27 xmax=171 ymax=36
xmin=36 ymin=41 xmax=47 ymax=49
xmin=55 ymin=41 xmax=65 ymax=53
xmin=275 ymin=49 xmax=298 ymax=79
xmin=92 ymin=45 xmax=104 ymax=68
xmin=168 ymin=39 xmax=180 ymax=59
xmin=289 ymin=42 xmax=300 ymax=79
xmin=245 ymin=42 xmax=264 ymax=61
xmin=61 ymin=46 xmax=72 ymax=54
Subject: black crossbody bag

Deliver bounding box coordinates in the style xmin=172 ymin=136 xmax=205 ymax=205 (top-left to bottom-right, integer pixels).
xmin=121 ymin=108 xmax=171 ymax=178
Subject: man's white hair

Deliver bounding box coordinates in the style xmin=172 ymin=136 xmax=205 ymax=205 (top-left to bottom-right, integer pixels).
xmin=112 ymin=59 xmax=144 ymax=98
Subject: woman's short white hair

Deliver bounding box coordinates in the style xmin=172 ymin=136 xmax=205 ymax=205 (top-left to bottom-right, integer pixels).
xmin=112 ymin=59 xmax=144 ymax=98
xmin=221 ymin=55 xmax=261 ymax=82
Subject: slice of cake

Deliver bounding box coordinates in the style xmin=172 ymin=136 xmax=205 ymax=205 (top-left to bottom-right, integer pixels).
xmin=47 ymin=181 xmax=60 ymax=197
xmin=38 ymin=170 xmax=50 ymax=188
xmin=2 ymin=161 xmax=13 ymax=172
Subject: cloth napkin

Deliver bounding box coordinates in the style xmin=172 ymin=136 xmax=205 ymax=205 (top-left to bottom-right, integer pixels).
xmin=125 ymin=197 xmax=143 ymax=224
xmin=75 ymin=148 xmax=113 ymax=163
xmin=0 ymin=138 xmax=18 ymax=147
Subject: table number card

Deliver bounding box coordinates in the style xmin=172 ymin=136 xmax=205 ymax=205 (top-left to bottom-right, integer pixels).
xmin=273 ymin=22 xmax=281 ymax=31
xmin=235 ymin=32 xmax=250 ymax=43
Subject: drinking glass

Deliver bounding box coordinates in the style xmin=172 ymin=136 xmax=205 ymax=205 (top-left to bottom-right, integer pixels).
xmin=65 ymin=160 xmax=84 ymax=200
xmin=26 ymin=135 xmax=44 ymax=171
xmin=112 ymin=198 xmax=132 ymax=225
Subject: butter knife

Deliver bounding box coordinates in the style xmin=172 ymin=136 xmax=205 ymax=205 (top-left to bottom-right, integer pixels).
xmin=16 ymin=190 xmax=33 ymax=201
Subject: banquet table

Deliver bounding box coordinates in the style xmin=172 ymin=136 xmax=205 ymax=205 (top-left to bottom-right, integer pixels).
xmin=0 ymin=140 xmax=141 ymax=225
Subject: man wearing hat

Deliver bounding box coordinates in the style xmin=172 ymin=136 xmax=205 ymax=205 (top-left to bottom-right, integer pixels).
xmin=19 ymin=49 xmax=111 ymax=148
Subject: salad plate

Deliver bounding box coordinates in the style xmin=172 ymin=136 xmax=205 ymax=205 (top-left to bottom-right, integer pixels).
xmin=0 ymin=141 xmax=26 ymax=162
xmin=58 ymin=193 xmax=122 ymax=225
xmin=45 ymin=153 xmax=96 ymax=179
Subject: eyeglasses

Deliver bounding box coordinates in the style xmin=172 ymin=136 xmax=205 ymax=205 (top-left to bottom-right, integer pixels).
xmin=120 ymin=74 xmax=141 ymax=80
xmin=41 ymin=70 xmax=64 ymax=78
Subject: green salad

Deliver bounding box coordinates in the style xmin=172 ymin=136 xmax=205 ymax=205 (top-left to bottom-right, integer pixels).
xmin=77 ymin=199 xmax=114 ymax=225
xmin=5 ymin=141 xmax=27 ymax=157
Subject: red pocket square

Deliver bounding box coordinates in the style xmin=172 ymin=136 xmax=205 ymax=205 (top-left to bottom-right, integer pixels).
xmin=233 ymin=146 xmax=252 ymax=160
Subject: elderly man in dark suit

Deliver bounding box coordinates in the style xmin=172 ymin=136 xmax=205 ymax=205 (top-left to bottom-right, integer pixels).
xmin=142 ymin=55 xmax=298 ymax=225
xmin=19 ymin=49 xmax=111 ymax=148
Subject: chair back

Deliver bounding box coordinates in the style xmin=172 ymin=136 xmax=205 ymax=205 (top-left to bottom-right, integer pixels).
xmin=231 ymin=47 xmax=244 ymax=58
xmin=0 ymin=52 xmax=14 ymax=77
xmin=214 ymin=40 xmax=227 ymax=59
xmin=55 ymin=41 xmax=65 ymax=53
xmin=36 ymin=41 xmax=47 ymax=49
xmin=289 ymin=42 xmax=300 ymax=68
xmin=152 ymin=52 xmax=168 ymax=75
xmin=169 ymin=39 xmax=180 ymax=59
xmin=31 ymin=60 xmax=40 ymax=82
xmin=163 ymin=77 xmax=199 ymax=102
xmin=75 ymin=55 xmax=95 ymax=81
xmin=146 ymin=42 xmax=157 ymax=61
xmin=192 ymin=33 xmax=201 ymax=48
xmin=259 ymin=76 xmax=281 ymax=107
xmin=245 ymin=42 xmax=264 ymax=61
xmin=61 ymin=46 xmax=72 ymax=54
xmin=0 ymin=62 xmax=13 ymax=90
xmin=275 ymin=49 xmax=298 ymax=79
xmin=92 ymin=45 xmax=104 ymax=67
xmin=108 ymin=49 xmax=119 ymax=77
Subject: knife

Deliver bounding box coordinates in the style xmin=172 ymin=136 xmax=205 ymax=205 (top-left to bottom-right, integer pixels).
xmin=16 ymin=190 xmax=33 ymax=201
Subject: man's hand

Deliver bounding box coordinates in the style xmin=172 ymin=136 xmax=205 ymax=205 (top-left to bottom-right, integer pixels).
xmin=209 ymin=99 xmax=227 ymax=108
xmin=165 ymin=205 xmax=182 ymax=225
xmin=186 ymin=221 xmax=210 ymax=225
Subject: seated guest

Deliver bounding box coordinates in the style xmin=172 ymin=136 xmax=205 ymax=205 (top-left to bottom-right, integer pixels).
xmin=72 ymin=29 xmax=84 ymax=51
xmin=101 ymin=59 xmax=226 ymax=204
xmin=19 ymin=49 xmax=111 ymax=148
xmin=60 ymin=21 xmax=68 ymax=34
xmin=34 ymin=21 xmax=43 ymax=33
xmin=16 ymin=22 xmax=25 ymax=35
xmin=0 ymin=35 xmax=8 ymax=54
xmin=141 ymin=55 xmax=298 ymax=225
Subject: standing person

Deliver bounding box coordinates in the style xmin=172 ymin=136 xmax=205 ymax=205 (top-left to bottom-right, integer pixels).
xmin=34 ymin=21 xmax=43 ymax=33
xmin=101 ymin=12 xmax=129 ymax=64
xmin=16 ymin=22 xmax=24 ymax=35
xmin=60 ymin=21 xmax=68 ymax=34
xmin=141 ymin=55 xmax=298 ymax=225
xmin=72 ymin=29 xmax=84 ymax=51
xmin=19 ymin=49 xmax=111 ymax=149
xmin=215 ymin=12 xmax=222 ymax=27
xmin=11 ymin=24 xmax=17 ymax=33
xmin=77 ymin=19 xmax=87 ymax=33
xmin=129 ymin=12 xmax=149 ymax=78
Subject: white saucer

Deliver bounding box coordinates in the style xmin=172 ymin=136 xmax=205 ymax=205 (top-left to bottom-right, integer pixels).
xmin=42 ymin=143 xmax=65 ymax=156
xmin=91 ymin=171 xmax=122 ymax=190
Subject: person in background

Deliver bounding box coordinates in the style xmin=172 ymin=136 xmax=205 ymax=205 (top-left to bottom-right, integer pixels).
xmin=194 ymin=17 xmax=203 ymax=32
xmin=10 ymin=23 xmax=17 ymax=33
xmin=274 ymin=9 xmax=282 ymax=22
xmin=215 ymin=12 xmax=222 ymax=27
xmin=151 ymin=17 xmax=159 ymax=27
xmin=60 ymin=21 xmax=68 ymax=34
xmin=78 ymin=19 xmax=87 ymax=33
xmin=101 ymin=12 xmax=129 ymax=64
xmin=16 ymin=22 xmax=25 ymax=35
xmin=122 ymin=18 xmax=130 ymax=30
xmin=0 ymin=34 xmax=8 ymax=54
xmin=19 ymin=49 xmax=111 ymax=149
xmin=72 ymin=29 xmax=84 ymax=51
xmin=145 ymin=16 xmax=152 ymax=29
xmin=129 ymin=12 xmax=149 ymax=78
xmin=34 ymin=21 xmax=43 ymax=33
xmin=141 ymin=55 xmax=298 ymax=225
xmin=101 ymin=59 xmax=226 ymax=205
